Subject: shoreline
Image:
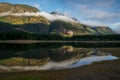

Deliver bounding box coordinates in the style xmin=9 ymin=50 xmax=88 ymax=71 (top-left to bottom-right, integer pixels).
xmin=0 ymin=40 xmax=120 ymax=44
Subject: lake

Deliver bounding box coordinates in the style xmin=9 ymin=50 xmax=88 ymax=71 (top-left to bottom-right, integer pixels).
xmin=0 ymin=43 xmax=119 ymax=72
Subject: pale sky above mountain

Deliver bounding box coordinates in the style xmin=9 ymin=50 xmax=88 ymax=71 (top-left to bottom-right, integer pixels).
xmin=0 ymin=0 xmax=120 ymax=29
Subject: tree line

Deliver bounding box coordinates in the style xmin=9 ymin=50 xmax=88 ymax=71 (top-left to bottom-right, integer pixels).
xmin=0 ymin=31 xmax=120 ymax=41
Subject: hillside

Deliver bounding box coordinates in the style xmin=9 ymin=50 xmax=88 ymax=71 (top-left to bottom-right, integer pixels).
xmin=0 ymin=2 xmax=115 ymax=36
xmin=0 ymin=15 xmax=49 ymax=24
xmin=0 ymin=2 xmax=39 ymax=13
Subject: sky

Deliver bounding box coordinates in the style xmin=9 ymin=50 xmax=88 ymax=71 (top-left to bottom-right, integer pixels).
xmin=0 ymin=0 xmax=120 ymax=29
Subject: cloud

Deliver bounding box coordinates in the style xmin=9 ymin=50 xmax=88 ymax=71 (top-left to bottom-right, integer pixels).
xmin=67 ymin=3 xmax=120 ymax=26
xmin=33 ymin=4 xmax=41 ymax=10
xmin=112 ymin=22 xmax=120 ymax=27
xmin=0 ymin=12 xmax=77 ymax=22
xmin=78 ymin=4 xmax=120 ymax=21
xmin=109 ymin=22 xmax=120 ymax=33
xmin=80 ymin=20 xmax=107 ymax=26
xmin=64 ymin=0 xmax=117 ymax=8
xmin=61 ymin=0 xmax=120 ymax=26
xmin=33 ymin=4 xmax=40 ymax=9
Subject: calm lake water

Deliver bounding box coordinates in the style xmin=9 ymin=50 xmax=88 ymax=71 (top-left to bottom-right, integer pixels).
xmin=0 ymin=43 xmax=119 ymax=71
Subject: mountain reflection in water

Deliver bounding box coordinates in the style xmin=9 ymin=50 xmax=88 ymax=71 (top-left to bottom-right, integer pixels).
xmin=0 ymin=44 xmax=118 ymax=71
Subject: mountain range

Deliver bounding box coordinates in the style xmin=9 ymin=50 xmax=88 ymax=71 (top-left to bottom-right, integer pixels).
xmin=0 ymin=2 xmax=115 ymax=36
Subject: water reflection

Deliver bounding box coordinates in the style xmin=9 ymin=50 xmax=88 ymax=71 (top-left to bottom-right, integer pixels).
xmin=0 ymin=43 xmax=119 ymax=71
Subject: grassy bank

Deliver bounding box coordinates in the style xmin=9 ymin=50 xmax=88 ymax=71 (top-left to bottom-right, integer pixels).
xmin=0 ymin=60 xmax=120 ymax=80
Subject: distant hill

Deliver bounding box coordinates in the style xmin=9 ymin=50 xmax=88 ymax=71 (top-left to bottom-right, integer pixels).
xmin=0 ymin=2 xmax=115 ymax=35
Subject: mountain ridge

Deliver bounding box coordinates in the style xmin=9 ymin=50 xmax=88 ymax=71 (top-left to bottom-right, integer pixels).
xmin=0 ymin=2 xmax=115 ymax=35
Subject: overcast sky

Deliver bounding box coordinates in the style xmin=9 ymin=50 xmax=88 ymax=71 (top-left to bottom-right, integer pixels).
xmin=0 ymin=0 xmax=120 ymax=29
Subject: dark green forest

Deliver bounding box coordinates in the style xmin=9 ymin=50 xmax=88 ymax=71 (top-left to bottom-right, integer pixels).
xmin=0 ymin=31 xmax=120 ymax=41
